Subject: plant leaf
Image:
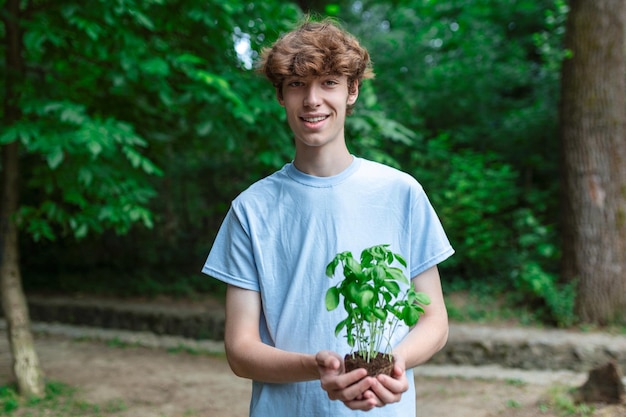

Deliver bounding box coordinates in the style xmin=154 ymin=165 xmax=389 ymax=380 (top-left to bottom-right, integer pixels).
xmin=403 ymin=305 xmax=420 ymax=326
xmin=382 ymin=280 xmax=401 ymax=296
xmin=334 ymin=318 xmax=349 ymax=336
xmin=386 ymin=267 xmax=409 ymax=285
xmin=325 ymin=259 xmax=338 ymax=277
xmin=372 ymin=265 xmax=385 ymax=280
xmin=415 ymin=292 xmax=431 ymax=306
xmin=325 ymin=287 xmax=340 ymax=311
xmin=356 ymin=288 xmax=375 ymax=310
xmin=394 ymin=253 xmax=407 ymax=267
xmin=46 ymin=147 xmax=64 ymax=169
xmin=373 ymin=307 xmax=387 ymax=320
xmin=347 ymin=282 xmax=361 ymax=303
xmin=345 ymin=256 xmax=362 ymax=275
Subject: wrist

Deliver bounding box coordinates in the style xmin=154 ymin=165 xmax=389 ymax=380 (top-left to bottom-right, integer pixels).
xmin=302 ymin=353 xmax=320 ymax=380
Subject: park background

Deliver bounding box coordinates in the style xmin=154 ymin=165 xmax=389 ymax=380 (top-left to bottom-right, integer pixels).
xmin=3 ymin=0 xmax=626 ymax=413
xmin=2 ymin=0 xmax=626 ymax=402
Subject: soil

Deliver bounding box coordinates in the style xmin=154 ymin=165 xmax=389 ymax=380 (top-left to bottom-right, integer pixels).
xmin=1 ymin=331 xmax=625 ymax=417
xmin=344 ymin=351 xmax=394 ymax=376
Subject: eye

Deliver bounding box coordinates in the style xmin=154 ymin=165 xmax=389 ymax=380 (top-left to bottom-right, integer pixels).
xmin=287 ymin=80 xmax=304 ymax=87
xmin=324 ymin=79 xmax=339 ymax=86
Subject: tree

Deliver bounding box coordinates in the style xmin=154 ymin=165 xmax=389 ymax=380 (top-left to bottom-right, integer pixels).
xmin=1 ymin=0 xmax=45 ymax=397
xmin=559 ymin=0 xmax=626 ymax=324
xmin=12 ymin=1 xmax=416 ymax=299
xmin=1 ymin=0 xmax=306 ymax=396
xmin=340 ymin=0 xmax=574 ymax=324
xmin=0 ymin=0 xmax=165 ymax=396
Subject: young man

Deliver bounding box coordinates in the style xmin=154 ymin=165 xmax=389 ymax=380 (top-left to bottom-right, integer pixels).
xmin=202 ymin=18 xmax=454 ymax=416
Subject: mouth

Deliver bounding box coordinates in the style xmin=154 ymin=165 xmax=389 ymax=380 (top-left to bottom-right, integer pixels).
xmin=300 ymin=115 xmax=329 ymax=123
xmin=300 ymin=115 xmax=329 ymax=128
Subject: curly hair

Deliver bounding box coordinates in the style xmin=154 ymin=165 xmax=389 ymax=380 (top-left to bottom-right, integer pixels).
xmin=258 ymin=17 xmax=374 ymax=108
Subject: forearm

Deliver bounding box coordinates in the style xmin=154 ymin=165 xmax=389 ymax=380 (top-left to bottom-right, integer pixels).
xmin=392 ymin=314 xmax=448 ymax=369
xmin=224 ymin=285 xmax=320 ymax=383
xmin=392 ymin=266 xmax=449 ymax=369
xmin=226 ymin=339 xmax=319 ymax=383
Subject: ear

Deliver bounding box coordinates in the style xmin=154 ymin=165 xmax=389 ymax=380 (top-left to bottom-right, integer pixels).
xmin=347 ymin=80 xmax=359 ymax=105
xmin=276 ymin=88 xmax=285 ymax=106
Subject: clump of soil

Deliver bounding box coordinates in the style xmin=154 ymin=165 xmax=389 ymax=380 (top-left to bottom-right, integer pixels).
xmin=344 ymin=351 xmax=394 ymax=376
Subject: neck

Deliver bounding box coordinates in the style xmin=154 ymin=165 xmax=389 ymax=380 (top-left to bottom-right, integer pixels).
xmin=293 ymin=146 xmax=353 ymax=177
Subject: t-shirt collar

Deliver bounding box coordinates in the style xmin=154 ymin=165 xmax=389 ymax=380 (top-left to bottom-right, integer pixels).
xmin=285 ymin=156 xmax=361 ymax=187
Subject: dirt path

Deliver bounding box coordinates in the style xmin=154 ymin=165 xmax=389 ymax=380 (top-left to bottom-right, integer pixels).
xmin=1 ymin=331 xmax=623 ymax=417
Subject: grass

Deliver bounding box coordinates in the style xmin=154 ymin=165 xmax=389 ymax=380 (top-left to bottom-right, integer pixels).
xmin=538 ymin=386 xmax=596 ymax=417
xmin=0 ymin=381 xmax=127 ymax=417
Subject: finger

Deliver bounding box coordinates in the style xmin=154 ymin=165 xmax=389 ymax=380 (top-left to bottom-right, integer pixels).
xmin=361 ymin=389 xmax=384 ymax=407
xmin=325 ymin=370 xmax=376 ymax=403
xmin=341 ymin=373 xmax=373 ymax=399
xmin=369 ymin=381 xmax=400 ymax=405
xmin=343 ymin=395 xmax=379 ymax=411
xmin=316 ymin=350 xmax=341 ymax=370
xmin=390 ymin=354 xmax=406 ymax=378
xmin=392 ymin=362 xmax=405 ymax=378
xmin=320 ymin=356 xmax=341 ymax=372
xmin=369 ymin=375 xmax=406 ymax=404
xmin=377 ymin=373 xmax=408 ymax=394
xmin=324 ymin=368 xmax=367 ymax=390
xmin=325 ymin=373 xmax=372 ymax=402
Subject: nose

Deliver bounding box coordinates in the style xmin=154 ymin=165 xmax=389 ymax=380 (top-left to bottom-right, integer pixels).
xmin=303 ymin=84 xmax=321 ymax=108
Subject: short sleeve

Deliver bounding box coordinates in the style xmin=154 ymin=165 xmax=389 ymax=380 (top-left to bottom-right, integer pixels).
xmin=409 ymin=187 xmax=454 ymax=278
xmin=201 ymin=204 xmax=260 ymax=291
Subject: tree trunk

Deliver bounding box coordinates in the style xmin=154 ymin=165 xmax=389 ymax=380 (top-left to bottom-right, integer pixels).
xmin=1 ymin=0 xmax=45 ymax=397
xmin=559 ymin=0 xmax=626 ymax=324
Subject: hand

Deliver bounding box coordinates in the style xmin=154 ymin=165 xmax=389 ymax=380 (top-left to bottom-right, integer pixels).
xmin=368 ymin=354 xmax=409 ymax=406
xmin=315 ymin=350 xmax=379 ymax=411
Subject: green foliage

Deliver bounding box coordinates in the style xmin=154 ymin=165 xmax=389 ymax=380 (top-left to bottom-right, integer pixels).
xmin=8 ymin=0 xmax=301 ymax=244
xmin=346 ymin=80 xmax=418 ymax=168
xmin=413 ymin=135 xmax=520 ymax=273
xmin=8 ymin=100 xmax=161 ymax=241
xmin=0 ymin=385 xmax=19 ymax=414
xmin=11 ymin=0 xmax=301 ymax=290
xmin=325 ymin=244 xmax=430 ymax=361
xmin=336 ymin=0 xmax=572 ymax=326
xmin=510 ymin=209 xmax=575 ymax=327
xmin=5 ymin=0 xmax=581 ymax=328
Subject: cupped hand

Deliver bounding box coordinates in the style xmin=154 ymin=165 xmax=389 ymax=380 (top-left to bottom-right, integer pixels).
xmin=315 ymin=350 xmax=379 ymax=411
xmin=368 ymin=354 xmax=409 ymax=406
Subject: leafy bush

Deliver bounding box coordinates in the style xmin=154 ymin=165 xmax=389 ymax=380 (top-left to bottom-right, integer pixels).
xmin=509 ymin=209 xmax=575 ymax=327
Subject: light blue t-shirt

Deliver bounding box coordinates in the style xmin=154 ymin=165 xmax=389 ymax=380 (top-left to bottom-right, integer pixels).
xmin=202 ymin=157 xmax=454 ymax=417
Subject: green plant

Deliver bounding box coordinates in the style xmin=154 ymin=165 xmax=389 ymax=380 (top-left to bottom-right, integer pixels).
xmin=325 ymin=244 xmax=431 ymax=364
xmin=0 ymin=385 xmax=19 ymax=414
xmin=538 ymin=386 xmax=596 ymax=417
xmin=510 ymin=208 xmax=575 ymax=327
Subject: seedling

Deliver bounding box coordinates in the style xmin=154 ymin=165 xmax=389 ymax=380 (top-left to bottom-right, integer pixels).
xmin=325 ymin=244 xmax=431 ymax=375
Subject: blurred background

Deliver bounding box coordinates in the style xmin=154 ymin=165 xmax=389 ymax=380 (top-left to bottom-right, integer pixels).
xmin=2 ymin=0 xmax=623 ymax=330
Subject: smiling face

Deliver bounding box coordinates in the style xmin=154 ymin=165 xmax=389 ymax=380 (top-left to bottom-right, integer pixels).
xmin=258 ymin=19 xmax=374 ymax=172
xmin=278 ymin=75 xmax=358 ymax=151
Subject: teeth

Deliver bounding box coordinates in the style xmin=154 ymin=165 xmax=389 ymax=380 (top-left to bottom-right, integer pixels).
xmin=303 ymin=116 xmax=326 ymax=122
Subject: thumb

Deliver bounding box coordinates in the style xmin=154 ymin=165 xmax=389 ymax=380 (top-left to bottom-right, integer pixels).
xmin=391 ymin=355 xmax=406 ymax=377
xmin=316 ymin=350 xmax=342 ymax=372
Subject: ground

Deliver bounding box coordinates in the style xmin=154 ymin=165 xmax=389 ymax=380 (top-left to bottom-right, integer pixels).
xmin=2 ymin=332 xmax=624 ymax=417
